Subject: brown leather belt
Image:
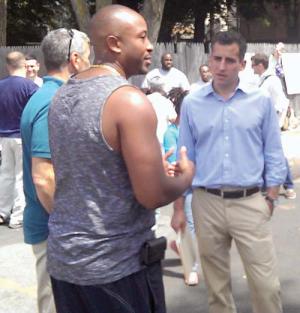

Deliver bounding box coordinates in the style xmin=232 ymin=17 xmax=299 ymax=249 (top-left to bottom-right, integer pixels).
xmin=200 ymin=187 xmax=260 ymax=199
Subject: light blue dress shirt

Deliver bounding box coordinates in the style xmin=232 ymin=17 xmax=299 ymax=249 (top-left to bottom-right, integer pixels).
xmin=178 ymin=81 xmax=287 ymax=189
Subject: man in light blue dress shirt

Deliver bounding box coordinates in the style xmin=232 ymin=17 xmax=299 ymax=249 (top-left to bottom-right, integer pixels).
xmin=172 ymin=31 xmax=286 ymax=313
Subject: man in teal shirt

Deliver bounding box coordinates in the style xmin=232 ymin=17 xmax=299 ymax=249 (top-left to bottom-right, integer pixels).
xmin=21 ymin=28 xmax=90 ymax=313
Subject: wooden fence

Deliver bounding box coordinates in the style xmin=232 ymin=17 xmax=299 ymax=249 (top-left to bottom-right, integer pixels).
xmin=3 ymin=42 xmax=299 ymax=80
xmin=1 ymin=42 xmax=300 ymax=113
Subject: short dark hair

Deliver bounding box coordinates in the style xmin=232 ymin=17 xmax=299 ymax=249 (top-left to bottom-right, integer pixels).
xmin=25 ymin=53 xmax=38 ymax=61
xmin=199 ymin=64 xmax=209 ymax=71
xmin=167 ymin=87 xmax=189 ymax=115
xmin=251 ymin=53 xmax=269 ymax=69
xmin=211 ymin=30 xmax=247 ymax=60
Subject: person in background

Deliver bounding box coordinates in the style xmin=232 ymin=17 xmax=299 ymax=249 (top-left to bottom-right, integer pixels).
xmin=190 ymin=64 xmax=212 ymax=91
xmin=147 ymin=76 xmax=177 ymax=149
xmin=268 ymin=42 xmax=285 ymax=78
xmin=141 ymin=52 xmax=190 ymax=94
xmin=25 ymin=54 xmax=43 ymax=87
xmin=0 ymin=51 xmax=38 ymax=228
xmin=251 ymin=53 xmax=296 ymax=200
xmin=147 ymin=76 xmax=178 ymax=231
xmin=164 ymin=87 xmax=200 ymax=286
xmin=21 ymin=28 xmax=90 ymax=313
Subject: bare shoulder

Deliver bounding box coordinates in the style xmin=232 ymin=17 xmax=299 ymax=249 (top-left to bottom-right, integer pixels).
xmin=101 ymin=84 xmax=157 ymax=151
xmin=108 ymin=85 xmax=155 ymax=120
xmin=110 ymin=85 xmax=151 ymax=107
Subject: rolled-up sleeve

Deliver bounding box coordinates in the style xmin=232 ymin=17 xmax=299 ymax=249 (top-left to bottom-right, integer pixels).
xmin=262 ymin=97 xmax=287 ymax=186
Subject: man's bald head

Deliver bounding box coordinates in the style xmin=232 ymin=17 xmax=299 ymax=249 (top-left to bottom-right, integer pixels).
xmin=88 ymin=4 xmax=153 ymax=77
xmin=161 ymin=53 xmax=173 ymax=71
xmin=6 ymin=51 xmax=26 ymax=70
xmin=89 ymin=5 xmax=142 ymax=56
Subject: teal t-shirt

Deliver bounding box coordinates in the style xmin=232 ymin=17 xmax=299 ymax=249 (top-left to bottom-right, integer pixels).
xmin=163 ymin=123 xmax=179 ymax=163
xmin=21 ymin=76 xmax=64 ymax=244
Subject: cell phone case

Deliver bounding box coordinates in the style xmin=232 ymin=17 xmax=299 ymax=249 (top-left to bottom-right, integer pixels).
xmin=140 ymin=236 xmax=167 ymax=265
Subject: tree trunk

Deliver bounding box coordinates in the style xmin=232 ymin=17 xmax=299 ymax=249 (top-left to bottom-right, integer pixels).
xmin=193 ymin=11 xmax=206 ymax=42
xmin=285 ymin=0 xmax=300 ymax=42
xmin=0 ymin=0 xmax=7 ymax=46
xmin=70 ymin=0 xmax=90 ymax=32
xmin=140 ymin=0 xmax=166 ymax=45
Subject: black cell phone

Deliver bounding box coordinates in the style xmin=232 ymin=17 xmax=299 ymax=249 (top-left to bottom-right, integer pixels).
xmin=140 ymin=236 xmax=167 ymax=266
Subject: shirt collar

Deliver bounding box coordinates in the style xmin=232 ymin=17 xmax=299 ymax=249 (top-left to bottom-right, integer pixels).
xmin=201 ymin=79 xmax=249 ymax=98
xmin=42 ymin=75 xmax=64 ymax=86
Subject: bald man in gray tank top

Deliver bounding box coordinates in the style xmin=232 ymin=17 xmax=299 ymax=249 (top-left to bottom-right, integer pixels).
xmin=47 ymin=5 xmax=194 ymax=313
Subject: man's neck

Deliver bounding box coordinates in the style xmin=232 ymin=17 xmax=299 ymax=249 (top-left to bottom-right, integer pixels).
xmin=10 ymin=69 xmax=26 ymax=78
xmin=47 ymin=69 xmax=69 ymax=82
xmin=212 ymin=79 xmax=239 ymax=100
xmin=93 ymin=58 xmax=126 ymax=78
xmin=259 ymin=68 xmax=267 ymax=77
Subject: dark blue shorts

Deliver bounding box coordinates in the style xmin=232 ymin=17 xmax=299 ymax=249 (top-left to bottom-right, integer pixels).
xmin=51 ymin=261 xmax=166 ymax=313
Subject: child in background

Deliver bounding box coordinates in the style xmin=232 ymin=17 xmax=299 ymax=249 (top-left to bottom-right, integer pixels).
xmin=164 ymin=87 xmax=200 ymax=286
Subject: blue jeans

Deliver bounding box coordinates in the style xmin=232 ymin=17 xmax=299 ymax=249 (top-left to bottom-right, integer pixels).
xmin=184 ymin=192 xmax=195 ymax=235
xmin=50 ymin=262 xmax=165 ymax=313
xmin=283 ymin=158 xmax=294 ymax=189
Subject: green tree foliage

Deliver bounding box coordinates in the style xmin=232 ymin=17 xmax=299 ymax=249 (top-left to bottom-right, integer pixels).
xmin=0 ymin=0 xmax=7 ymax=45
xmin=6 ymin=0 xmax=143 ymax=45
xmin=237 ymin=0 xmax=268 ymax=19
xmin=7 ymin=0 xmax=77 ymax=45
xmin=237 ymin=0 xmax=300 ymax=42
xmin=6 ymin=0 xmax=300 ymax=45
xmin=158 ymin=0 xmax=235 ymax=42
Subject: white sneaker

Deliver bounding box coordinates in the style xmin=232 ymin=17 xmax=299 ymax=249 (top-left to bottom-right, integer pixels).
xmin=285 ymin=189 xmax=296 ymax=199
xmin=185 ymin=271 xmax=199 ymax=286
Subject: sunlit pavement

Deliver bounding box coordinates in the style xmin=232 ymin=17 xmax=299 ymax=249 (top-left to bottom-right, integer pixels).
xmin=1 ymin=128 xmax=300 ymax=313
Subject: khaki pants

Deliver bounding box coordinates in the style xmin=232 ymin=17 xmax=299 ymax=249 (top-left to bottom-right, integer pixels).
xmin=0 ymin=137 xmax=25 ymax=224
xmin=32 ymin=240 xmax=56 ymax=313
xmin=192 ymin=189 xmax=282 ymax=313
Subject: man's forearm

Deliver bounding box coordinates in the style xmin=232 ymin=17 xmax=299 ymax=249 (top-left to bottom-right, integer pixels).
xmin=174 ymin=196 xmax=185 ymax=211
xmin=32 ymin=157 xmax=55 ymax=214
xmin=35 ymin=182 xmax=55 ymax=214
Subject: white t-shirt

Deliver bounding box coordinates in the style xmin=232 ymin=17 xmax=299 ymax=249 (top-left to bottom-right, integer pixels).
xmin=33 ymin=76 xmax=43 ymax=87
xmin=259 ymin=70 xmax=289 ymax=128
xmin=142 ymin=67 xmax=190 ymax=93
xmin=147 ymin=92 xmax=177 ymax=146
xmin=190 ymin=79 xmax=208 ymax=91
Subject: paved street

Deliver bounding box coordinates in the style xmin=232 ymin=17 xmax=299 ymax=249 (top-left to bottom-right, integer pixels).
xmin=1 ymin=128 xmax=300 ymax=313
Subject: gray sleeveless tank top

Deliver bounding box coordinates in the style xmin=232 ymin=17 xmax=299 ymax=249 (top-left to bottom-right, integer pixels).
xmin=47 ymin=75 xmax=155 ymax=285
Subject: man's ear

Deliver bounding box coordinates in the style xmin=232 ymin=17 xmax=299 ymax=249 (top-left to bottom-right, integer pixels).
xmin=68 ymin=52 xmax=81 ymax=72
xmin=106 ymin=35 xmax=121 ymax=54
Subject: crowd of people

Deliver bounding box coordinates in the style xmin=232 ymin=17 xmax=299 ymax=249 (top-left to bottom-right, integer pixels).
xmin=0 ymin=4 xmax=298 ymax=313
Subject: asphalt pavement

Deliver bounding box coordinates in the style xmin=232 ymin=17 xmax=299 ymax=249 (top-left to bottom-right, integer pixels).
xmin=1 ymin=127 xmax=300 ymax=313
